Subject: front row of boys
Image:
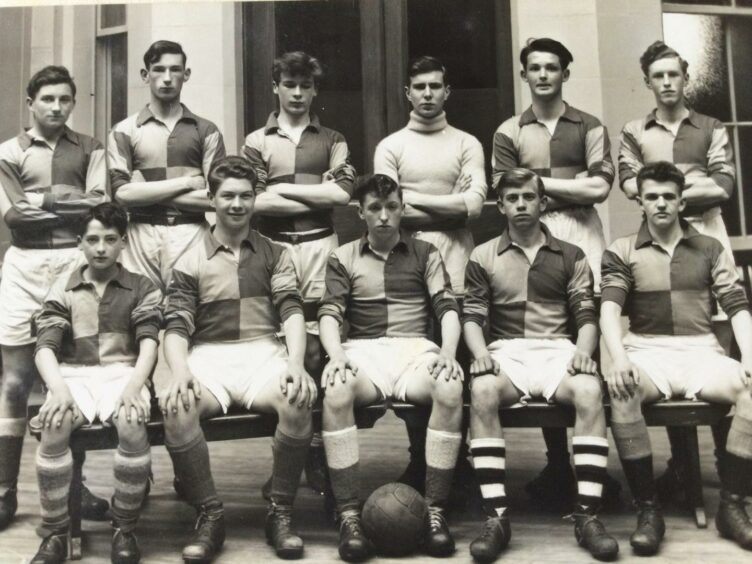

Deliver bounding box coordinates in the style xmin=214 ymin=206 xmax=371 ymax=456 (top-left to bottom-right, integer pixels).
xmin=28 ymin=155 xmax=752 ymax=564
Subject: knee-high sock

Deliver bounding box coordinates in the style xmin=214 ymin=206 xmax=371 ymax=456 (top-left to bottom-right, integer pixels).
xmin=425 ymin=428 xmax=462 ymax=508
xmin=111 ymin=445 xmax=151 ymax=532
xmin=271 ymin=428 xmax=312 ymax=506
xmin=36 ymin=448 xmax=73 ymax=532
xmin=470 ymin=438 xmax=507 ymax=517
xmin=0 ymin=418 xmax=26 ymax=493
xmin=573 ymin=436 xmax=609 ymax=510
xmin=323 ymin=426 xmax=359 ymax=513
xmin=723 ymin=414 xmax=752 ymax=496
xmin=166 ymin=432 xmax=220 ymax=509
xmin=612 ymin=418 xmax=655 ymax=502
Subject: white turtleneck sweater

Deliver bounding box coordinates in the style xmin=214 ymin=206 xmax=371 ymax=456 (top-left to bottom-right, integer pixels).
xmin=373 ymin=111 xmax=487 ymax=220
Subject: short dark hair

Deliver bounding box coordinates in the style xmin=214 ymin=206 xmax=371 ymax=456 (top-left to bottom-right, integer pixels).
xmin=208 ymin=156 xmax=257 ymax=195
xmin=27 ymin=66 xmax=76 ymax=100
xmin=636 ymin=161 xmax=685 ymax=194
xmin=407 ymin=56 xmax=448 ymax=85
xmin=496 ymin=168 xmax=545 ymax=199
xmin=640 ymin=40 xmax=688 ymax=77
xmin=520 ymin=38 xmax=573 ymax=70
xmin=143 ymin=40 xmax=187 ymax=69
xmin=79 ymin=203 xmax=128 ymax=237
xmin=272 ymin=51 xmax=324 ymax=86
xmin=355 ymin=174 xmax=402 ymax=204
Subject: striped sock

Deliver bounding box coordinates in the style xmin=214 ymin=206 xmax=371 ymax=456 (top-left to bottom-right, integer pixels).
xmin=470 ymin=438 xmax=507 ymax=517
xmin=36 ymin=448 xmax=73 ymax=532
xmin=572 ymin=436 xmax=609 ymax=510
xmin=270 ymin=428 xmax=312 ymax=506
xmin=0 ymin=418 xmax=26 ymax=493
xmin=424 ymin=428 xmax=462 ymax=508
xmin=111 ymin=445 xmax=151 ymax=531
xmin=323 ymin=425 xmax=359 ymax=513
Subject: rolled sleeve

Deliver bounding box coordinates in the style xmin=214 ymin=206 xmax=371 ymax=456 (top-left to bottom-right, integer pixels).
xmin=424 ymin=245 xmax=459 ymax=321
xmin=272 ymin=247 xmax=304 ymax=322
xmin=328 ymin=134 xmax=356 ymax=196
xmin=131 ymin=278 xmax=164 ymax=343
xmin=33 ymin=279 xmax=71 ymax=356
xmin=491 ymin=122 xmax=519 ymax=191
xmin=618 ymin=123 xmax=644 ymax=189
xmin=462 ymin=254 xmax=491 ymax=327
xmin=163 ymin=267 xmax=198 ymax=340
xmin=585 ymin=124 xmax=615 ymax=185
xmin=600 ymin=245 xmax=633 ymax=307
xmin=567 ymin=249 xmax=597 ymax=329
xmin=242 ymin=132 xmax=269 ymax=193
xmin=107 ymin=129 xmax=134 ymax=198
xmin=318 ymin=254 xmax=351 ymax=326
xmin=710 ymin=243 xmax=749 ymax=318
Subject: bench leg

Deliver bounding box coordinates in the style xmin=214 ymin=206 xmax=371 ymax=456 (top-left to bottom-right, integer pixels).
xmin=68 ymin=448 xmax=85 ymax=559
xmin=683 ymin=426 xmax=707 ymax=529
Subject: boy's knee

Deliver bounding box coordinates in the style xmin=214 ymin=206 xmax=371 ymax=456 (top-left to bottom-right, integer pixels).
xmin=572 ymin=376 xmax=604 ymax=412
xmin=470 ymin=376 xmax=501 ymax=416
xmin=323 ymin=378 xmax=356 ymax=413
xmin=432 ymin=377 xmax=463 ymax=409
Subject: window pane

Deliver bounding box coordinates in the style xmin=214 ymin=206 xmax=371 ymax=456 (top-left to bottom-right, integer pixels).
xmin=730 ymin=17 xmax=752 ymax=121
xmin=663 ymin=13 xmax=731 ymax=121
xmin=738 ymin=126 xmax=752 ymax=236
xmin=100 ymin=4 xmax=126 ymax=29
xmin=737 ymin=0 xmax=752 ymax=6
xmin=407 ymin=0 xmax=497 ymax=88
xmin=110 ymin=34 xmax=128 ymax=127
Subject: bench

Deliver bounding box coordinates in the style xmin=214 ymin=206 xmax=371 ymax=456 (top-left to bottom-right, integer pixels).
xmin=28 ymin=397 xmax=728 ymax=559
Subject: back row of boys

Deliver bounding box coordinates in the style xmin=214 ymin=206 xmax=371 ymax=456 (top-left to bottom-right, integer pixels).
xmin=0 ymin=35 xmax=749 ymax=564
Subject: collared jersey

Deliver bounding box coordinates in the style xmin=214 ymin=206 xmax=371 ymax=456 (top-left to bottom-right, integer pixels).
xmin=164 ymin=228 xmax=303 ymax=345
xmin=492 ymin=103 xmax=615 ymax=192
xmin=601 ymin=222 xmax=749 ymax=335
xmin=0 ymin=127 xmax=107 ymax=248
xmin=242 ymin=112 xmax=356 ymax=234
xmin=108 ymin=104 xmax=225 ymax=220
xmin=463 ymin=225 xmax=596 ymax=340
xmin=618 ymin=109 xmax=735 ymax=216
xmin=34 ymin=264 xmax=162 ymax=366
xmin=318 ymin=233 xmax=458 ymax=339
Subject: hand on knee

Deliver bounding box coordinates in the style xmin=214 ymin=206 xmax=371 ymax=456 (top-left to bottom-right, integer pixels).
xmin=571 ymin=376 xmax=604 ymax=415
xmin=470 ymin=376 xmax=501 ymax=417
xmin=114 ymin=416 xmax=149 ymax=451
xmin=432 ymin=377 xmax=463 ymax=411
xmin=278 ymin=401 xmax=313 ymax=436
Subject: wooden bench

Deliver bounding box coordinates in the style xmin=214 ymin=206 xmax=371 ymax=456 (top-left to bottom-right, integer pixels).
xmin=27 ymin=402 xmax=387 ymax=560
xmin=391 ymin=399 xmax=730 ymax=529
xmin=28 ymin=396 xmax=728 ymax=558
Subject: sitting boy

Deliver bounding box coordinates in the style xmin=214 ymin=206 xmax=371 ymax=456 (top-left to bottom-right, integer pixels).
xmin=30 ymin=203 xmax=162 ymax=564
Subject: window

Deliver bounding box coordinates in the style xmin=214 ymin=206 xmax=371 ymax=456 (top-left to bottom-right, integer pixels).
xmin=94 ymin=5 xmax=127 ymax=141
xmin=663 ymin=1 xmax=752 ymax=240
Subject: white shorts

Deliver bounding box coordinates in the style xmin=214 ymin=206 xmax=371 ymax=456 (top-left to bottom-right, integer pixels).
xmin=542 ymin=207 xmax=606 ymax=293
xmin=343 ymin=337 xmax=441 ymax=401
xmin=488 ymin=338 xmax=576 ymax=402
xmin=60 ymin=363 xmax=150 ymax=424
xmin=187 ymin=337 xmax=289 ymax=413
xmin=411 ymin=228 xmax=473 ymax=296
xmin=623 ymin=332 xmax=744 ymax=400
xmin=277 ymin=232 xmax=338 ymax=335
xmin=0 ymin=246 xmax=82 ymax=346
xmin=685 ymin=207 xmax=733 ymax=321
xmin=121 ymin=221 xmax=208 ymax=293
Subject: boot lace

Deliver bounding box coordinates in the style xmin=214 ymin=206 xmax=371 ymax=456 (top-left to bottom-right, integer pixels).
xmin=427 ymin=506 xmax=447 ymax=532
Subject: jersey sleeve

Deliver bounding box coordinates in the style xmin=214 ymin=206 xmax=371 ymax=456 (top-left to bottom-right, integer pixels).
xmin=163 ymin=257 xmax=199 ymax=340
xmin=107 ymin=125 xmax=135 ymax=200
xmin=327 ymin=131 xmax=356 ymax=196
xmin=271 ymin=246 xmax=304 ymax=322
xmin=584 ymin=123 xmax=615 ymax=185
xmin=42 ymin=139 xmax=109 ymax=216
xmin=710 ymin=243 xmax=749 ymax=318
xmin=424 ymin=243 xmax=459 ymax=321
xmin=373 ymin=138 xmax=401 ymax=184
xmin=460 ymin=135 xmax=488 ymax=218
xmin=201 ymin=123 xmax=227 ymax=182
xmin=600 ymin=239 xmax=634 ymax=307
xmin=131 ymin=277 xmax=164 ymax=343
xmin=618 ymin=121 xmax=644 ymax=190
xmin=566 ymin=247 xmax=597 ymax=328
xmin=33 ymin=278 xmax=71 ymax=357
xmin=318 ymin=252 xmax=351 ymax=326
xmin=707 ymin=120 xmax=735 ymax=196
xmin=462 ymin=248 xmax=491 ymax=327
xmin=241 ymin=131 xmax=269 ymax=193
xmin=491 ymin=120 xmax=520 ymax=191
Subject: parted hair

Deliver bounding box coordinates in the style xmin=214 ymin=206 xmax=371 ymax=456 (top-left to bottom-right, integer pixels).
xmin=640 ymin=40 xmax=688 ymax=76
xmin=208 ymin=156 xmax=257 ymax=195
xmin=520 ymin=38 xmax=574 ymax=70
xmin=407 ymin=56 xmax=448 ymax=85
xmin=496 ymin=168 xmax=546 ymax=199
xmin=143 ymin=40 xmax=187 ymax=69
xmin=272 ymin=51 xmax=324 ymax=86
xmin=636 ymin=161 xmax=686 ymax=194
xmin=355 ymin=174 xmax=402 ymax=204
xmin=79 ymin=203 xmax=128 ymax=237
xmin=27 ymin=66 xmax=76 ymax=100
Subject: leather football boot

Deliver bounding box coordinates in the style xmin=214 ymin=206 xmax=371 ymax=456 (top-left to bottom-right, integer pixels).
xmin=629 ymin=499 xmax=665 ymax=555
xmin=31 ymin=530 xmax=69 ymax=564
xmin=469 ymin=515 xmax=511 ymax=563
xmin=0 ymin=486 xmax=18 ymax=531
xmin=111 ymin=528 xmax=141 ymax=564
xmin=423 ymin=506 xmax=455 ymax=557
xmin=337 ymin=509 xmax=374 ymax=562
xmin=572 ymin=505 xmax=619 ymax=561
xmin=716 ymin=490 xmax=752 ymax=550
xmin=182 ymin=505 xmax=225 ymax=563
xmin=265 ymin=502 xmax=304 ymax=559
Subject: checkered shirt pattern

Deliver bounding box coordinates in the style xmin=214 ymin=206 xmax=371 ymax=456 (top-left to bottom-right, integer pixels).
xmin=463 ymin=225 xmax=596 ymax=340
xmin=601 ymin=221 xmax=749 ymax=335
xmin=34 ymin=265 xmax=162 ymax=365
xmin=0 ymin=127 xmax=107 ymax=249
xmin=164 ymin=228 xmax=303 ymax=344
